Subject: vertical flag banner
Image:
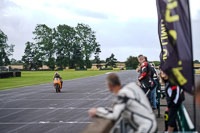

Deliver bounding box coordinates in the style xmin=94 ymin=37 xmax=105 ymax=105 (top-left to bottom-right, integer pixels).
xmin=156 ymin=0 xmax=194 ymax=94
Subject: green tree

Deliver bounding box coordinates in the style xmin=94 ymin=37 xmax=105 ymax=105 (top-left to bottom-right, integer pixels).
xmin=105 ymin=53 xmax=117 ymax=68
xmin=0 ymin=29 xmax=14 ymax=66
xmin=94 ymin=45 xmax=101 ymax=68
xmin=152 ymin=61 xmax=160 ymax=66
xmin=33 ymin=24 xmax=55 ymax=70
xmin=10 ymin=58 xmax=17 ymax=65
xmin=22 ymin=42 xmax=43 ymax=70
xmin=194 ymin=60 xmax=200 ymax=64
xmin=71 ymin=43 xmax=84 ymax=69
xmin=10 ymin=58 xmax=23 ymax=65
xmin=55 ymin=24 xmax=76 ymax=69
xmin=125 ymin=56 xmax=139 ymax=69
xmin=75 ymin=23 xmax=98 ymax=68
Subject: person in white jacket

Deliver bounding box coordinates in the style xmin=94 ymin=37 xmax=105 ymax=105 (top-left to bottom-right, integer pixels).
xmin=89 ymin=73 xmax=157 ymax=133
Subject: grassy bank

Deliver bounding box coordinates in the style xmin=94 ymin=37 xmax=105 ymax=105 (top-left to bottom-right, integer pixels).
xmin=0 ymin=70 xmax=119 ymax=90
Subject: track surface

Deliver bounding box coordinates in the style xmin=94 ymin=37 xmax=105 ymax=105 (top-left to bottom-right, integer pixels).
xmin=0 ymin=71 xmax=199 ymax=133
xmin=0 ymin=70 xmax=137 ymax=133
xmin=184 ymin=75 xmax=200 ymax=132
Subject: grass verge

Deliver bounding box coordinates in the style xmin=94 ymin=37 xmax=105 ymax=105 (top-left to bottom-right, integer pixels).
xmin=0 ymin=70 xmax=119 ymax=90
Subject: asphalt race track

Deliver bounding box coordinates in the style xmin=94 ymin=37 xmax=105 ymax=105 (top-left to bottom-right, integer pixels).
xmin=184 ymin=75 xmax=200 ymax=132
xmin=0 ymin=70 xmax=199 ymax=133
xmin=0 ymin=70 xmax=137 ymax=133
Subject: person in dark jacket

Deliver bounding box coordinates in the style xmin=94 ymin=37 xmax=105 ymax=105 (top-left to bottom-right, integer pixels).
xmin=160 ymin=70 xmax=185 ymax=132
xmin=137 ymin=55 xmax=153 ymax=94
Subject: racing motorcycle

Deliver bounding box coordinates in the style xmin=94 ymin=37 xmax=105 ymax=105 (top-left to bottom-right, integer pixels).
xmin=53 ymin=78 xmax=62 ymax=93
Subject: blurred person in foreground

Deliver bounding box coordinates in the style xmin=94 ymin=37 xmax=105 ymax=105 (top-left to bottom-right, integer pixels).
xmin=160 ymin=70 xmax=185 ymax=132
xmin=89 ymin=73 xmax=157 ymax=133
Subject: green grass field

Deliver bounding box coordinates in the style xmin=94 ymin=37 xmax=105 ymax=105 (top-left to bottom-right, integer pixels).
xmin=0 ymin=70 xmax=118 ymax=90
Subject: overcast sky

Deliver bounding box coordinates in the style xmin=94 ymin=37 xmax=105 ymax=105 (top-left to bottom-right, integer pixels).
xmin=0 ymin=0 xmax=200 ymax=61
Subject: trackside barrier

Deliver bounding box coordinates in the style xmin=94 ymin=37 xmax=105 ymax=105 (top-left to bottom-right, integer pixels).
xmin=126 ymin=67 xmax=133 ymax=70
xmin=177 ymin=104 xmax=196 ymax=132
xmin=195 ymin=69 xmax=200 ymax=74
xmin=75 ymin=68 xmax=87 ymax=71
xmin=157 ymin=85 xmax=167 ymax=117
xmin=109 ymin=117 xmax=136 ymax=133
xmin=100 ymin=68 xmax=113 ymax=70
xmin=82 ymin=106 xmax=197 ymax=133
xmin=82 ymin=118 xmax=114 ymax=133
xmin=82 ymin=116 xmax=134 ymax=133
xmin=0 ymin=72 xmax=21 ymax=78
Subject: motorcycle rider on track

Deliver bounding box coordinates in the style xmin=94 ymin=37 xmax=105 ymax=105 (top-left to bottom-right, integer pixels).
xmin=53 ymin=72 xmax=63 ymax=88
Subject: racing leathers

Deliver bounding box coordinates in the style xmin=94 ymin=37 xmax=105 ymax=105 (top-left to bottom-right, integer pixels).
xmin=53 ymin=73 xmax=63 ymax=88
xmin=138 ymin=61 xmax=153 ymax=93
xmin=165 ymin=81 xmax=185 ymax=128
xmin=95 ymin=82 xmax=157 ymax=133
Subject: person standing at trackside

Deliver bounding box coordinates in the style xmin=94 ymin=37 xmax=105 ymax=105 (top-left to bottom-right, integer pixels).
xmin=160 ymin=70 xmax=185 ymax=132
xmin=89 ymin=73 xmax=157 ymax=133
xmin=137 ymin=55 xmax=153 ymax=94
xmin=150 ymin=63 xmax=159 ymax=110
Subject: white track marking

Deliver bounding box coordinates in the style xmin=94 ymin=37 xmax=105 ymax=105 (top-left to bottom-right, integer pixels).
xmin=105 ymin=72 xmax=112 ymax=75
xmin=0 ymin=109 xmax=25 ymax=119
xmin=0 ymin=71 xmax=130 ymax=133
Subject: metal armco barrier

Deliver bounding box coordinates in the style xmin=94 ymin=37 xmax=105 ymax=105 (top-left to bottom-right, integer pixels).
xmin=82 ymin=118 xmax=114 ymax=133
xmin=157 ymin=85 xmax=167 ymax=117
xmin=177 ymin=104 xmax=196 ymax=132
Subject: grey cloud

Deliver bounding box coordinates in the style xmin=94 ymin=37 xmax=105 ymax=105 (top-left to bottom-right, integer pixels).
xmin=0 ymin=0 xmax=199 ymax=61
xmin=74 ymin=9 xmax=108 ymax=19
xmin=0 ymin=0 xmax=19 ymax=11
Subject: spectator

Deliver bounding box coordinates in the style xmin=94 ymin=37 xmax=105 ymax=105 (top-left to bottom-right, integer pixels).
xmin=137 ymin=55 xmax=153 ymax=94
xmin=150 ymin=63 xmax=159 ymax=110
xmin=160 ymin=70 xmax=185 ymax=132
xmin=89 ymin=73 xmax=157 ymax=133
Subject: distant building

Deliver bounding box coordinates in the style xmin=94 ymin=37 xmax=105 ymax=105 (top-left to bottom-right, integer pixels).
xmin=91 ymin=62 xmax=126 ymax=70
xmin=9 ymin=65 xmax=23 ymax=70
xmin=194 ymin=64 xmax=200 ymax=69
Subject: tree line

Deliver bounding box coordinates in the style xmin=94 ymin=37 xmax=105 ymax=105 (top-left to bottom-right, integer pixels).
xmin=3 ymin=25 xmax=198 ymax=70
xmin=0 ymin=24 xmax=120 ymax=70
xmin=21 ymin=23 xmax=102 ymax=70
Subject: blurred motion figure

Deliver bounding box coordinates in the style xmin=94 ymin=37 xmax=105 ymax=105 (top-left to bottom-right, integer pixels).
xmin=89 ymin=73 xmax=157 ymax=133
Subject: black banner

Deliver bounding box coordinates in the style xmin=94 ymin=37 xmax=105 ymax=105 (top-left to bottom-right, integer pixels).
xmin=156 ymin=0 xmax=194 ymax=94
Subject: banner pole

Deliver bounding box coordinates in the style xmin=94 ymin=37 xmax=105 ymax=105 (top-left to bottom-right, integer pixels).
xmin=187 ymin=0 xmax=196 ymax=130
